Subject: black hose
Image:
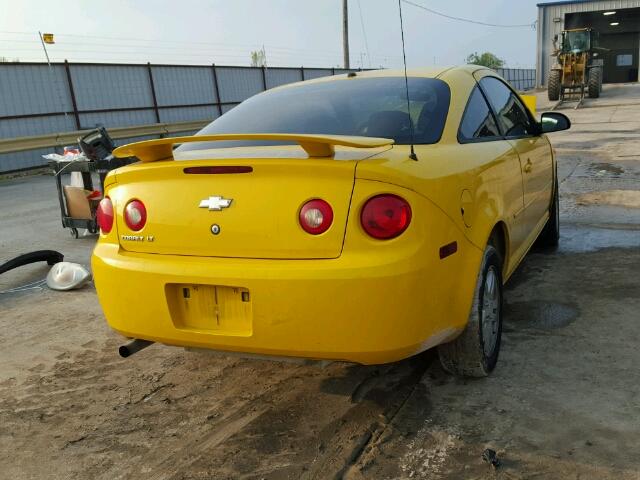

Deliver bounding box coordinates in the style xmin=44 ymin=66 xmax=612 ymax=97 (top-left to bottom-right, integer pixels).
xmin=0 ymin=250 xmax=63 ymax=275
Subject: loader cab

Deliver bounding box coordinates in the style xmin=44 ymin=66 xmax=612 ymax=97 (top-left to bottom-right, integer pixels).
xmin=561 ymin=28 xmax=598 ymax=54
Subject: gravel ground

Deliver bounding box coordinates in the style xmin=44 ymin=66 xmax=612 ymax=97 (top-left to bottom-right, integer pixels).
xmin=1 ymin=84 xmax=639 ymax=480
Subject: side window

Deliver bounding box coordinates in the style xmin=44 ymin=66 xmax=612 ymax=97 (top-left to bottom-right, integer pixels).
xmin=480 ymin=77 xmax=536 ymax=137
xmin=459 ymin=86 xmax=501 ymax=142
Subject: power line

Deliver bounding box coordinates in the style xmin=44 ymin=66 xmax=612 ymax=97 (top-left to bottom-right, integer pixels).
xmin=3 ymin=45 xmax=345 ymax=61
xmin=0 ymin=30 xmax=348 ymax=57
xmin=401 ymin=0 xmax=536 ymax=29
xmin=0 ymin=29 xmax=403 ymax=67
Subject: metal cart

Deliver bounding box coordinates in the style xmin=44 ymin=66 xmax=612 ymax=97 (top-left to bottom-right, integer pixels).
xmin=50 ymin=158 xmax=102 ymax=238
xmin=49 ymin=128 xmax=135 ymax=238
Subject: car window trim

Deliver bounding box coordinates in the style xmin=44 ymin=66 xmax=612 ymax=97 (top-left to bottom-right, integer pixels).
xmin=478 ymin=76 xmax=542 ymax=140
xmin=457 ymin=84 xmax=503 ymax=144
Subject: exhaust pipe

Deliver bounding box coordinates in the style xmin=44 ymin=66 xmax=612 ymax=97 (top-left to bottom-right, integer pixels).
xmin=119 ymin=339 xmax=153 ymax=358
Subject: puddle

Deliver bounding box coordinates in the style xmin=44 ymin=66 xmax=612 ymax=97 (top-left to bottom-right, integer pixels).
xmin=588 ymin=163 xmax=624 ymax=176
xmin=504 ymin=301 xmax=579 ymax=330
xmin=576 ymin=190 xmax=640 ymax=208
xmin=559 ymin=225 xmax=640 ymax=253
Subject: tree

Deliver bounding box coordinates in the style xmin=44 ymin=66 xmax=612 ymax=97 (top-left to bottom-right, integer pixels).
xmin=466 ymin=52 xmax=504 ymax=69
xmin=250 ymin=48 xmax=267 ymax=67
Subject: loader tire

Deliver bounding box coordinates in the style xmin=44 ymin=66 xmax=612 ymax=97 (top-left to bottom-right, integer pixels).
xmin=548 ymin=70 xmax=561 ymax=101
xmin=588 ymin=67 xmax=601 ymax=99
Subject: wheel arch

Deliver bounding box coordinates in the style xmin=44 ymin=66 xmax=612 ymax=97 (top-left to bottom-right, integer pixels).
xmin=488 ymin=221 xmax=509 ymax=274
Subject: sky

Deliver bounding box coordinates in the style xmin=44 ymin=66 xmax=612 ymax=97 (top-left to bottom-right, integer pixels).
xmin=0 ymin=0 xmax=543 ymax=68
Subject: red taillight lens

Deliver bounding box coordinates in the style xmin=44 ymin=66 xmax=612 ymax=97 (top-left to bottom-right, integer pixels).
xmin=299 ymin=199 xmax=333 ymax=235
xmin=124 ymin=199 xmax=147 ymax=231
xmin=360 ymin=194 xmax=412 ymax=239
xmin=96 ymin=197 xmax=114 ymax=234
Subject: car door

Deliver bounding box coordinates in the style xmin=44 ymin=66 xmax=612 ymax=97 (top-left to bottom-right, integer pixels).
xmin=478 ymin=76 xmax=553 ymax=239
xmin=458 ymin=84 xmax=528 ymax=264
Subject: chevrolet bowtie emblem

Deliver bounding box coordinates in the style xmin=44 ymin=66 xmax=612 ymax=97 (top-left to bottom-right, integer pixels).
xmin=199 ymin=196 xmax=233 ymax=211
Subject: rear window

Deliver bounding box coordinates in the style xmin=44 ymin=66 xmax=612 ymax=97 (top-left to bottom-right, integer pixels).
xmin=177 ymin=76 xmax=450 ymax=153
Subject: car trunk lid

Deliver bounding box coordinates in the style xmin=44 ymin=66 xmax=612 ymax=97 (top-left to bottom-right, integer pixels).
xmin=112 ymin=144 xmax=390 ymax=259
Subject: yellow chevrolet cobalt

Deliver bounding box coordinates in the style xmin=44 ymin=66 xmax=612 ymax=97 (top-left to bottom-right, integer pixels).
xmin=92 ymin=66 xmax=570 ymax=376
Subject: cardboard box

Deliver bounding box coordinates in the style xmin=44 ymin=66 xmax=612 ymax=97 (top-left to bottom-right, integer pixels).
xmin=63 ymin=186 xmax=93 ymax=220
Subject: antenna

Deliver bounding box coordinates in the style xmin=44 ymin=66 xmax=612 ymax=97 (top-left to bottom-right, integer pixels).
xmin=398 ymin=0 xmax=418 ymax=161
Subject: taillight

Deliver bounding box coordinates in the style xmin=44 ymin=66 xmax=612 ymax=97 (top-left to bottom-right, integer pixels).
xmin=96 ymin=197 xmax=114 ymax=234
xmin=124 ymin=199 xmax=147 ymax=231
xmin=299 ymin=199 xmax=333 ymax=235
xmin=360 ymin=194 xmax=411 ymax=239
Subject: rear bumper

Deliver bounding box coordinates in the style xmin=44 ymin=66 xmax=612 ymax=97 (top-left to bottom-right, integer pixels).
xmin=92 ymin=237 xmax=481 ymax=364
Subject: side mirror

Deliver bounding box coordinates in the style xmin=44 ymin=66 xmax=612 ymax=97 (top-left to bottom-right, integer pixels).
xmin=540 ymin=112 xmax=571 ymax=133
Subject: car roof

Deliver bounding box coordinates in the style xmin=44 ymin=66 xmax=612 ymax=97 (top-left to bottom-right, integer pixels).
xmin=267 ymin=64 xmax=491 ymax=92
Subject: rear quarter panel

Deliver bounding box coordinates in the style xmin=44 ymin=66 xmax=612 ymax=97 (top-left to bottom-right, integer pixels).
xmin=357 ymin=68 xmax=525 ymax=279
xmin=341 ymin=179 xmax=483 ymax=350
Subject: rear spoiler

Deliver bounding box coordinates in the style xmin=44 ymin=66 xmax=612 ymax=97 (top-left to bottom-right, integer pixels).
xmin=113 ymin=134 xmax=395 ymax=163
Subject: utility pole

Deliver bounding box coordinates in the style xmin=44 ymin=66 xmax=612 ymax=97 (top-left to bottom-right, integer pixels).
xmin=342 ymin=0 xmax=350 ymax=69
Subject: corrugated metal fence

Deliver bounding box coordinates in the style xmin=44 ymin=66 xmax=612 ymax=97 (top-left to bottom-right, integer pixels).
xmin=0 ymin=62 xmax=536 ymax=173
xmin=494 ymin=68 xmax=536 ymax=92
xmin=0 ymin=62 xmax=355 ymax=172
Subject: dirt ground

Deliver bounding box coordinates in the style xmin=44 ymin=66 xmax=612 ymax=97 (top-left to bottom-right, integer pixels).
xmin=1 ymin=84 xmax=640 ymax=480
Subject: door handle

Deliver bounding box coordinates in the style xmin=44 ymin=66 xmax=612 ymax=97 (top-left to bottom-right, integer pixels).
xmin=524 ymin=159 xmax=533 ymax=173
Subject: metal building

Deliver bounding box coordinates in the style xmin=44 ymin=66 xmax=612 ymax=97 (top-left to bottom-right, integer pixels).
xmin=537 ymin=0 xmax=640 ymax=86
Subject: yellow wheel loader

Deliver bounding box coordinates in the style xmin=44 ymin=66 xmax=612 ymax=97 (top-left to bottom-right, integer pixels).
xmin=548 ymin=28 xmax=604 ymax=104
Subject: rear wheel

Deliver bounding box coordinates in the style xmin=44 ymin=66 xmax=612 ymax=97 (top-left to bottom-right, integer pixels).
xmin=548 ymin=70 xmax=561 ymax=101
xmin=438 ymin=245 xmax=503 ymax=377
xmin=537 ymin=173 xmax=560 ymax=248
xmin=588 ymin=67 xmax=601 ymax=98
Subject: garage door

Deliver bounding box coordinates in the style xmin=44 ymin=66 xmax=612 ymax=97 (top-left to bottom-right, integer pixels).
xmin=601 ymin=33 xmax=640 ymax=83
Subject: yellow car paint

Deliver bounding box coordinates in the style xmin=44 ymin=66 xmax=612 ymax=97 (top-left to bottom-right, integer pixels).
xmin=520 ymin=95 xmax=537 ymax=116
xmin=108 ymin=157 xmax=359 ymax=259
xmin=92 ymin=66 xmax=556 ymax=364
xmin=113 ymin=133 xmax=395 ymax=161
xmin=93 ymin=179 xmax=480 ymax=364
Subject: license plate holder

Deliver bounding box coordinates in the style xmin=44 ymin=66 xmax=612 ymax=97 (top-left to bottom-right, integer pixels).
xmin=166 ymin=284 xmax=252 ymax=336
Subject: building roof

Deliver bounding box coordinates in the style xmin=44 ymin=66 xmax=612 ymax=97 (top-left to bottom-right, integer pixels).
xmin=537 ymin=0 xmax=599 ymax=7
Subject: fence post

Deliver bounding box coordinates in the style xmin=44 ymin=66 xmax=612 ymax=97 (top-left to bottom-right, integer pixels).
xmin=147 ymin=62 xmax=161 ymax=124
xmin=300 ymin=66 xmax=305 ymax=81
xmin=211 ymin=64 xmax=223 ymax=116
xmin=63 ymin=60 xmax=81 ymax=130
xmin=331 ymin=67 xmax=335 ymax=76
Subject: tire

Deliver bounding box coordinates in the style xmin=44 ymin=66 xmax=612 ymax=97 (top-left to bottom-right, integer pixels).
xmin=537 ymin=173 xmax=560 ymax=248
xmin=598 ymin=68 xmax=603 ymax=93
xmin=588 ymin=67 xmax=601 ymax=98
xmin=438 ymin=245 xmax=503 ymax=377
xmin=548 ymin=70 xmax=561 ymax=101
